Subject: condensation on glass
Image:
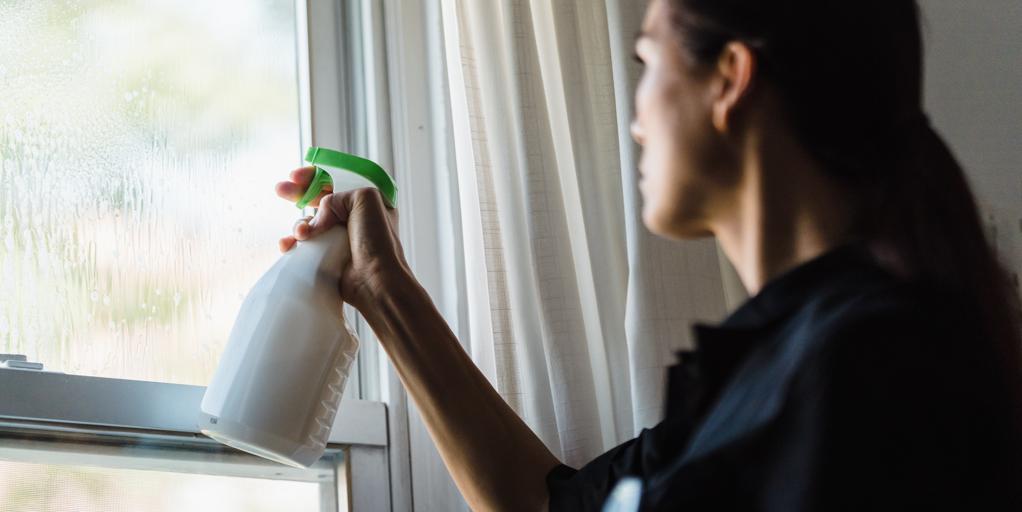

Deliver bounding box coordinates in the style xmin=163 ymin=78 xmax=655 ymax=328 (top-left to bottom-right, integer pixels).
xmin=0 ymin=460 xmax=320 ymax=512
xmin=0 ymin=0 xmax=302 ymax=384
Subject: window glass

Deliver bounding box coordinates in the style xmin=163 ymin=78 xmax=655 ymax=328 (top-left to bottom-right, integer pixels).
xmin=0 ymin=460 xmax=320 ymax=511
xmin=0 ymin=0 xmax=302 ymax=384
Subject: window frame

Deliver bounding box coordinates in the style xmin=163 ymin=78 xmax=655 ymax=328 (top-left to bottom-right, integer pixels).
xmin=0 ymin=0 xmax=393 ymax=510
xmin=0 ymin=367 xmax=389 ymax=511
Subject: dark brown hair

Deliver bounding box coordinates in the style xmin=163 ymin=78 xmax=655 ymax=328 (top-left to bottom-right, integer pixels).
xmin=665 ymin=0 xmax=1021 ymax=384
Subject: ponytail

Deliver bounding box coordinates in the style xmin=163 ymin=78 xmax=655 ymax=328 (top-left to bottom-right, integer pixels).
xmin=868 ymin=114 xmax=1022 ymax=386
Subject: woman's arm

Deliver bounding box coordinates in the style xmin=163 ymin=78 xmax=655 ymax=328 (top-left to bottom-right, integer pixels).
xmin=276 ymin=175 xmax=560 ymax=511
xmin=365 ymin=271 xmax=561 ymax=511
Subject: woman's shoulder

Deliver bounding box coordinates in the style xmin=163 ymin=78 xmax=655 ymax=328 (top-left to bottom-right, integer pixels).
xmin=789 ymin=272 xmax=1002 ymax=408
xmin=795 ymin=272 xmax=979 ymax=352
xmin=724 ymin=244 xmax=978 ymax=354
xmin=779 ymin=272 xmax=998 ymax=407
xmin=782 ymin=277 xmax=1022 ymax=511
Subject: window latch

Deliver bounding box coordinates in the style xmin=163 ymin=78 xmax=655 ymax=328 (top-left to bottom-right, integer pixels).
xmin=0 ymin=354 xmax=44 ymax=371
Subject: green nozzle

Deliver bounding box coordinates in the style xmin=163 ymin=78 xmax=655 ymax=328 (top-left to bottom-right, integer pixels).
xmin=296 ymin=147 xmax=398 ymax=209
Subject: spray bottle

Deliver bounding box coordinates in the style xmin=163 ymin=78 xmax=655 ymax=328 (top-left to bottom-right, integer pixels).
xmin=199 ymin=147 xmax=396 ymax=468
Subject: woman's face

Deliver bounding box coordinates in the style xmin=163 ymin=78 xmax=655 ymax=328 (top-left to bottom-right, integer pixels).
xmin=632 ymin=0 xmax=738 ymax=239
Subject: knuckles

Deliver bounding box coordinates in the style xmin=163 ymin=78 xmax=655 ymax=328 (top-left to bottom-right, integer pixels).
xmin=351 ymin=187 xmax=383 ymax=203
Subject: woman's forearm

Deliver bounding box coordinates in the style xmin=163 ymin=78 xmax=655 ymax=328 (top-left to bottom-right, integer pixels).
xmin=361 ymin=273 xmax=561 ymax=511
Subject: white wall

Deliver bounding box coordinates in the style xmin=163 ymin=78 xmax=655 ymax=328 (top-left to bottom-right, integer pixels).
xmin=920 ymin=0 xmax=1022 ymax=296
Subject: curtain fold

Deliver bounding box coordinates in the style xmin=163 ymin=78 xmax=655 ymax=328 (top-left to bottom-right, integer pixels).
xmin=436 ymin=0 xmax=734 ymax=470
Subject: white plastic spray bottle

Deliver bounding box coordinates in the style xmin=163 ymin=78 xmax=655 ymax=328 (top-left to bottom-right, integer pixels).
xmin=198 ymin=147 xmax=397 ymax=468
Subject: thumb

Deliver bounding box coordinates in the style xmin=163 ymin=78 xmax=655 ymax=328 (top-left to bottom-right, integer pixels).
xmin=325 ymin=188 xmax=392 ymax=227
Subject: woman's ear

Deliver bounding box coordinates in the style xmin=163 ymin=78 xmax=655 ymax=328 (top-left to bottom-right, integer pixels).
xmin=712 ymin=41 xmax=757 ymax=134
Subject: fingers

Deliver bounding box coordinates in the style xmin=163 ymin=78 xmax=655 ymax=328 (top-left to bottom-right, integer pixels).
xmin=325 ymin=187 xmax=391 ymax=227
xmin=300 ymin=193 xmax=342 ymax=239
xmin=326 ymin=188 xmax=401 ymax=257
xmin=274 ymin=181 xmax=306 ymax=203
xmin=275 ymin=166 xmax=332 ymax=207
xmin=289 ymin=166 xmax=316 ymax=185
xmin=278 ymin=235 xmax=297 ymax=253
xmin=289 ymin=214 xmax=329 ymax=243
xmin=294 ymin=188 xmax=389 ymax=236
xmin=285 ymin=188 xmax=394 ymax=249
xmin=293 ymin=217 xmax=321 ymax=240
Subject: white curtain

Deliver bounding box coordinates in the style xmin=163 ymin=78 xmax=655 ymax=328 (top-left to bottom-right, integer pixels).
xmin=438 ymin=0 xmax=739 ymax=461
xmin=403 ymin=0 xmax=744 ymax=508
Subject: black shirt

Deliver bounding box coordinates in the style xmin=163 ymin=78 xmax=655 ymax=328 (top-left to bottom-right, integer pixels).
xmin=547 ymin=244 xmax=1021 ymax=511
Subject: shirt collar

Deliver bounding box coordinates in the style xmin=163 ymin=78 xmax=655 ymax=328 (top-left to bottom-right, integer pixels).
xmin=665 ymin=243 xmax=888 ymax=422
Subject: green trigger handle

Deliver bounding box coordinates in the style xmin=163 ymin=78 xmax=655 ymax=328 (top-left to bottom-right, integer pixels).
xmin=296 ymin=147 xmax=398 ymax=209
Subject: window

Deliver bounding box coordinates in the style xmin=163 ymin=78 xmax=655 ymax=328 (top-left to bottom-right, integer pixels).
xmin=0 ymin=0 xmax=301 ymax=386
xmin=0 ymin=0 xmax=392 ymax=510
xmin=0 ymin=460 xmax=320 ymax=512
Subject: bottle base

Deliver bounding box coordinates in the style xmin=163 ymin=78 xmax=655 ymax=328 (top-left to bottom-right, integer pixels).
xmin=198 ymin=412 xmax=324 ymax=468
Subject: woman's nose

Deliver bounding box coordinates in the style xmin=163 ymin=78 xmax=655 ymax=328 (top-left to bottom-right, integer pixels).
xmin=630 ymin=119 xmax=645 ymax=146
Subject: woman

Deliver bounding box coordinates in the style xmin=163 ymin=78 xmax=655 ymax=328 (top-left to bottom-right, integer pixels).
xmin=276 ymin=0 xmax=1022 ymax=509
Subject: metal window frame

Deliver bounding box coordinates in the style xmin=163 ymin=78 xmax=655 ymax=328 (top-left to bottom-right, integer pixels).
xmin=0 ymin=0 xmax=394 ymax=510
xmin=0 ymin=368 xmax=389 ymax=511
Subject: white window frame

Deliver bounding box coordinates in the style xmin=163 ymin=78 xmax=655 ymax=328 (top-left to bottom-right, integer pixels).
xmin=0 ymin=1 xmax=399 ymax=510
xmin=0 ymin=368 xmax=388 ymax=511
xmin=346 ymin=0 xmax=459 ymax=510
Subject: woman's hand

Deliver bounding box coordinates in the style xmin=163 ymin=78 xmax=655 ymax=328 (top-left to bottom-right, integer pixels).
xmin=278 ymin=166 xmax=559 ymax=511
xmin=275 ymin=166 xmax=411 ymax=311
